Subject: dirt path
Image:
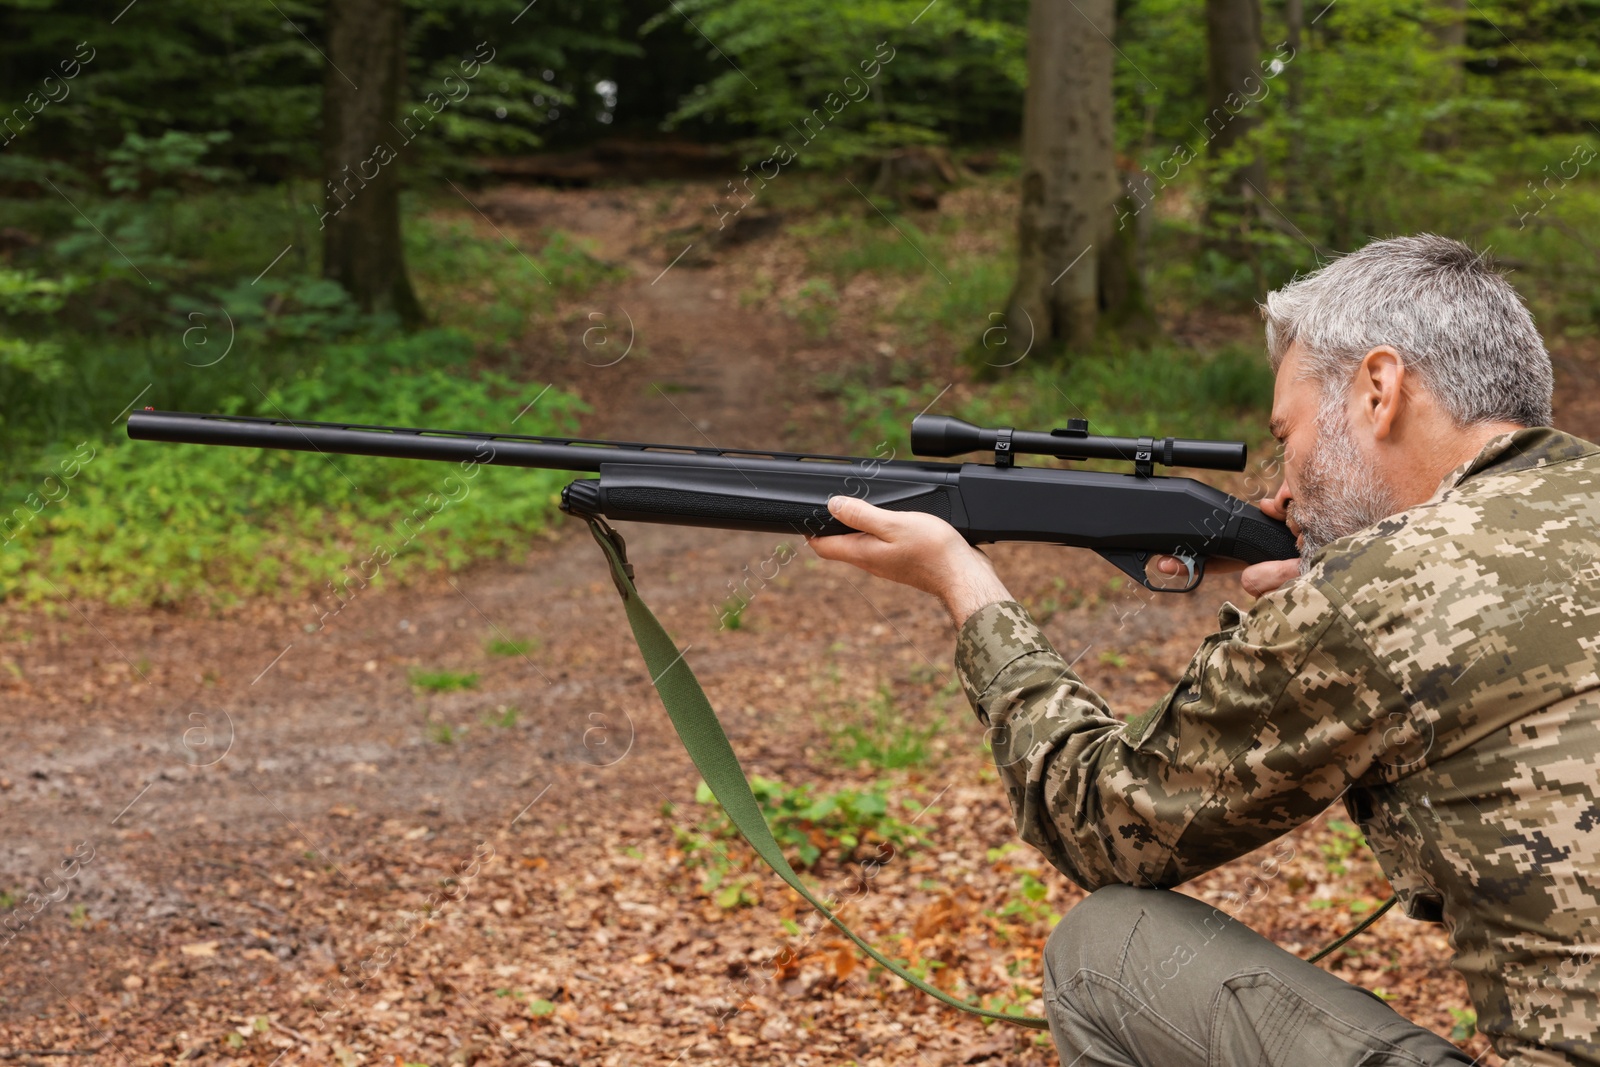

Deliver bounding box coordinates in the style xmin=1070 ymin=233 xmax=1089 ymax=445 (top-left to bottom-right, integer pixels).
xmin=0 ymin=183 xmax=1544 ymax=1065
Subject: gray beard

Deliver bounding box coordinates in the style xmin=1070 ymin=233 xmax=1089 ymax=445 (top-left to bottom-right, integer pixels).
xmin=1293 ymin=413 xmax=1398 ymax=566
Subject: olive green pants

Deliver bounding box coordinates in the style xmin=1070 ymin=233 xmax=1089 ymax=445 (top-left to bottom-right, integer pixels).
xmin=1042 ymin=885 xmax=1475 ymax=1066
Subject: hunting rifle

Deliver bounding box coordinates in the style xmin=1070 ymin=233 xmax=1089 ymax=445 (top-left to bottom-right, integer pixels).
xmin=126 ymin=407 xmax=1298 ymax=1029
xmin=125 ymin=410 xmax=1296 ymax=588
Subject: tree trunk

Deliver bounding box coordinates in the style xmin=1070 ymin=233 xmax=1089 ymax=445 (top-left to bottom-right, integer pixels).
xmin=321 ymin=0 xmax=422 ymax=326
xmin=1424 ymin=0 xmax=1468 ymax=148
xmin=1427 ymin=0 xmax=1468 ymax=58
xmin=1283 ymin=0 xmax=1305 ymax=217
xmin=1097 ymin=166 xmax=1156 ymax=338
xmin=1202 ymin=0 xmax=1267 ymax=251
xmin=1003 ymin=0 xmax=1118 ymax=356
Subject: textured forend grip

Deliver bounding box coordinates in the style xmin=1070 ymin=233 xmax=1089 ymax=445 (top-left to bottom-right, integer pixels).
xmin=580 ymin=483 xmax=954 ymax=537
xmin=601 ymin=483 xmax=947 ymax=534
xmin=608 ymin=486 xmax=844 ymax=533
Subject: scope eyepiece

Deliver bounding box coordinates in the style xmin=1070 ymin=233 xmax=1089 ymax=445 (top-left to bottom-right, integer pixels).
xmin=909 ymin=414 xmax=1247 ymax=473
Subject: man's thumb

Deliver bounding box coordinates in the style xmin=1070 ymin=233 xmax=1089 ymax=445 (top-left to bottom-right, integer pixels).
xmin=1240 ymin=558 xmax=1303 ymax=598
xmin=827 ymin=494 xmax=891 ymax=535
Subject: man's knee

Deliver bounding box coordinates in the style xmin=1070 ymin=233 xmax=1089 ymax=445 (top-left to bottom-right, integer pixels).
xmin=1045 ymin=883 xmax=1153 ymax=981
xmin=1044 ymin=886 xmax=1219 ymax=1066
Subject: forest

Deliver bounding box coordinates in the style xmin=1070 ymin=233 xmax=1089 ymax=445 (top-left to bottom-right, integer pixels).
xmin=1 ymin=0 xmax=1597 ymax=1063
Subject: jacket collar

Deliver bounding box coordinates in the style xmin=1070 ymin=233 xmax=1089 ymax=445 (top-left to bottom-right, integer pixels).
xmin=1433 ymin=426 xmax=1597 ymax=500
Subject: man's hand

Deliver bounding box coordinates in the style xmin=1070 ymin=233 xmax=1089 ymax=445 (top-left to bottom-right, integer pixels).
xmin=1153 ymin=489 xmax=1304 ymax=597
xmin=1158 ymin=556 xmax=1302 ymax=597
xmin=808 ymin=496 xmax=1013 ymax=626
xmin=817 ymin=488 xmax=1305 ymax=622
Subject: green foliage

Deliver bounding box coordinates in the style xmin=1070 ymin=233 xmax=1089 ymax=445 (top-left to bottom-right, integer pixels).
xmin=205 ymin=275 xmax=370 ymax=348
xmin=486 ymin=636 xmax=535 ymax=657
xmin=996 ymin=870 xmax=1058 ymax=927
xmin=408 ymin=216 xmax=624 ymax=341
xmin=0 ymin=268 xmax=83 ymax=317
xmin=0 ymin=0 xmax=669 ymax=177
xmin=688 ymin=775 xmax=926 ymax=871
xmin=103 ymin=130 xmax=236 ymax=193
xmin=800 ymin=213 xmax=944 ymax=281
xmin=647 ymin=0 xmax=1026 ymax=164
xmin=410 ymin=669 xmax=481 ymax=692
xmin=1 ymin=0 xmax=1596 ymax=618
xmin=0 ymin=337 xmax=65 ymax=388
xmin=827 ymin=341 xmax=1276 ymax=458
xmin=426 ymin=721 xmax=460 ymax=745
xmin=986 ymin=841 xmax=1022 ymax=864
xmin=1449 ymin=1006 xmax=1478 ymax=1041
xmin=675 ymin=773 xmax=930 ymax=909
xmin=780 ymin=277 xmax=840 ymax=340
xmin=481 ymin=704 xmax=521 ymax=729
xmin=0 ymin=267 xmax=83 ymax=393
xmin=0 ymin=170 xmax=622 ymax=607
xmin=831 ymin=686 xmax=940 ymax=769
xmin=0 ymin=328 xmax=586 ymax=606
xmin=1320 ymin=819 xmax=1370 ymax=877
xmin=909 ymin=257 xmax=1015 ymax=351
xmin=1107 ymin=0 xmax=1600 ymax=307
xmin=1004 ymin=876 xmax=1056 ymax=921
xmin=875 ymin=945 xmax=945 ymax=984
xmin=703 ymin=867 xmax=761 ymax=910
xmin=717 ymin=592 xmax=749 ymax=630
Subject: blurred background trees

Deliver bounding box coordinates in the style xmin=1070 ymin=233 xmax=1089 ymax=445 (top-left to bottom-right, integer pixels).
xmin=0 ymin=0 xmax=1596 ymax=602
xmin=2 ymin=0 xmax=1595 ymax=347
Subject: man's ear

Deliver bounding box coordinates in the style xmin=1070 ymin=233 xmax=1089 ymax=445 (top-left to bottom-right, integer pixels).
xmin=1355 ymin=346 xmax=1406 ymax=442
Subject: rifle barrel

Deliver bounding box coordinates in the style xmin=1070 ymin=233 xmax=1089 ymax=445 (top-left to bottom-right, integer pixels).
xmin=125 ymin=410 xmax=944 ymax=477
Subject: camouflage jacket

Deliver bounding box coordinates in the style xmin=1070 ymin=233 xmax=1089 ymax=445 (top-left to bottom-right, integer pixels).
xmin=954 ymin=427 xmax=1600 ymax=1066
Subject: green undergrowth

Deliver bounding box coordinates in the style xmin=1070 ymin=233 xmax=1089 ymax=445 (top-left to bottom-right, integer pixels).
xmin=0 ymin=329 xmax=585 ymax=607
xmin=409 ymin=213 xmax=625 ymax=343
xmin=0 ymin=183 xmax=614 ymax=608
xmin=827 ymin=340 xmax=1276 ymax=460
xmin=409 ymin=668 xmax=481 ymax=692
xmin=670 ymin=776 xmax=928 ymax=908
xmin=830 ymin=685 xmax=944 ymax=770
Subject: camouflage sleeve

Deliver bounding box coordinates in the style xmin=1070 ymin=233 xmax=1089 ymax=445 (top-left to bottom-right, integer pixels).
xmin=954 ymin=587 xmax=1409 ymax=890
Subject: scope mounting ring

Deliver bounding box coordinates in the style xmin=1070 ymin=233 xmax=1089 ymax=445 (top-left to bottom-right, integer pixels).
xmin=993 ymin=427 xmax=1014 ymax=469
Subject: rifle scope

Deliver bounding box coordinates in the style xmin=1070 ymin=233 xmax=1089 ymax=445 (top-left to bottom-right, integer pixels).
xmin=910 ymin=415 xmax=1247 ymax=473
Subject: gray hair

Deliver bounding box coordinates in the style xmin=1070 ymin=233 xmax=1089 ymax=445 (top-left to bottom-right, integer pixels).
xmin=1262 ymin=234 xmax=1553 ymax=427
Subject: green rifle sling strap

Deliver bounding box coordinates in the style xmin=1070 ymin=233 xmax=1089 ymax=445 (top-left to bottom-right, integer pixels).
xmin=1306 ymin=895 xmax=1397 ymax=963
xmin=582 ymin=516 xmax=1388 ymax=1026
xmin=582 ymin=517 xmax=1050 ymax=1030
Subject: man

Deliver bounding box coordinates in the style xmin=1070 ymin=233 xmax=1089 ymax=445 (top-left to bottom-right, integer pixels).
xmin=811 ymin=235 xmax=1600 ymax=1066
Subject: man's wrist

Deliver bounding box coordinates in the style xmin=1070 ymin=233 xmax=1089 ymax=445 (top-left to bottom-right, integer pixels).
xmin=942 ymin=569 xmax=1013 ymax=627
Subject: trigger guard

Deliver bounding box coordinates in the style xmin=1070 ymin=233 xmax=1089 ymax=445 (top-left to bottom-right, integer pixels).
xmin=1095 ymin=549 xmax=1204 ymax=593
xmin=1155 ymin=552 xmax=1203 ymax=592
